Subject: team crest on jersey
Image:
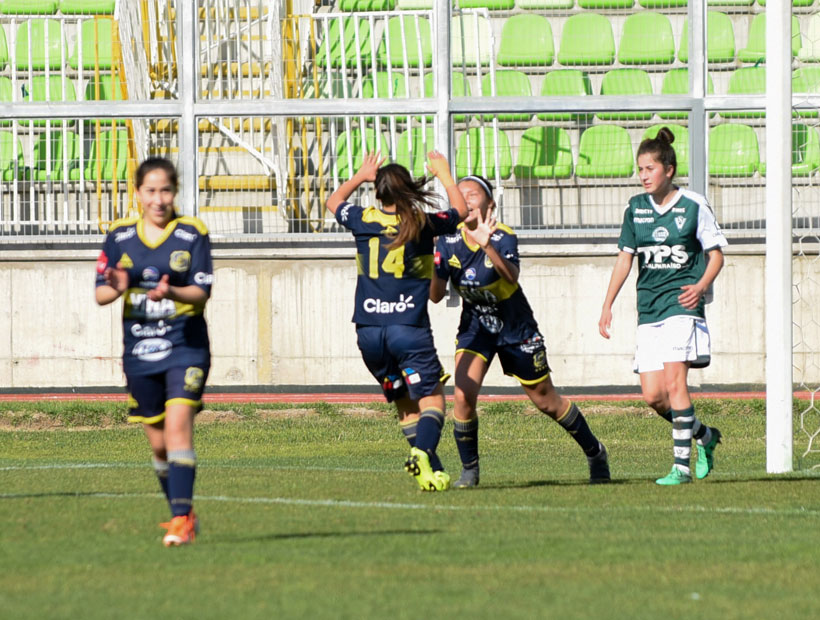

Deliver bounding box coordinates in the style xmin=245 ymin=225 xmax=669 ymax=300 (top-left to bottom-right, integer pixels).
xmin=448 ymin=255 xmax=462 ymax=269
xmin=675 ymin=216 xmax=687 ymax=232
xmin=652 ymin=226 xmax=669 ymax=243
xmin=119 ymin=253 xmax=134 ymax=269
xmin=183 ymin=367 xmax=205 ymax=393
xmin=169 ymin=250 xmax=191 ymax=272
xmin=484 ymin=255 xmax=494 ymax=268
xmin=465 ymin=268 xmax=477 ymax=281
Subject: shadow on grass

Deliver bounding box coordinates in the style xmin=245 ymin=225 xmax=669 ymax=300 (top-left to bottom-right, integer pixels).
xmin=704 ymin=474 xmax=820 ymax=485
xmin=475 ymin=478 xmax=637 ymax=490
xmin=215 ymin=528 xmax=443 ymax=544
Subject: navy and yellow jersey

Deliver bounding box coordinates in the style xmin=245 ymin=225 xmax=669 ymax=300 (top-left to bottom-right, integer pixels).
xmin=617 ymin=189 xmax=728 ymax=325
xmin=95 ymin=214 xmax=213 ymax=376
xmin=434 ymin=222 xmax=540 ymax=345
xmin=335 ymin=201 xmax=460 ymax=327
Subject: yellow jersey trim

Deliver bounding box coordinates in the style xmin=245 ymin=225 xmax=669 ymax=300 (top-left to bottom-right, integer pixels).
xmin=177 ymin=215 xmax=209 ymax=236
xmin=128 ymin=411 xmax=166 ymax=425
xmin=496 ymin=222 xmax=516 ymax=236
xmin=456 ymin=348 xmax=489 ymax=363
xmin=109 ymin=216 xmax=140 ymax=232
xmin=361 ymin=206 xmax=399 ymax=226
xmin=508 ymin=371 xmax=551 ymax=386
xmin=137 ymin=217 xmax=179 ymax=249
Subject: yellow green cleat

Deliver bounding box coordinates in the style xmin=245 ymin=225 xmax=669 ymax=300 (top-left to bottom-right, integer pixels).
xmin=404 ymin=447 xmax=450 ymax=491
xmin=695 ymin=428 xmax=722 ymax=479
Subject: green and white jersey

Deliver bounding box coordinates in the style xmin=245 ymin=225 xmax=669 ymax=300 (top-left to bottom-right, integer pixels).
xmin=618 ymin=188 xmax=728 ymax=325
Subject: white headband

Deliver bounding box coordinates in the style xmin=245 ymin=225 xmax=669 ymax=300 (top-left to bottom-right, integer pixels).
xmin=459 ymin=175 xmax=493 ymax=198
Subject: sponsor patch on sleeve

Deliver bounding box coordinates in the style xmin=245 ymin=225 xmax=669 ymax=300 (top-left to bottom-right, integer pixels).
xmin=96 ymin=251 xmax=108 ymax=274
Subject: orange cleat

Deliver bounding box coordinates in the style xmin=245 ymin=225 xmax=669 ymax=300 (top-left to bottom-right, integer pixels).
xmin=161 ymin=512 xmax=198 ymax=547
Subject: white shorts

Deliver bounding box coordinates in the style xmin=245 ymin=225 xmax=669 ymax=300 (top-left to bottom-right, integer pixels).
xmin=633 ymin=315 xmax=711 ymax=374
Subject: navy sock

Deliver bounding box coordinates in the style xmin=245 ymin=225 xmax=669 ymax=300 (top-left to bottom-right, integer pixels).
xmin=453 ymin=417 xmax=479 ymax=470
xmin=152 ymin=457 xmax=170 ymax=505
xmin=555 ymin=402 xmax=601 ymax=458
xmin=167 ymin=449 xmax=197 ymax=517
xmin=399 ymin=419 xmax=418 ymax=448
xmin=415 ymin=408 xmax=445 ymax=471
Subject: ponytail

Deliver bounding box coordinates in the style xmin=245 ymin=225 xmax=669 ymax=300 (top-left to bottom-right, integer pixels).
xmin=374 ymin=163 xmax=437 ymax=250
xmin=637 ymin=126 xmax=677 ymax=177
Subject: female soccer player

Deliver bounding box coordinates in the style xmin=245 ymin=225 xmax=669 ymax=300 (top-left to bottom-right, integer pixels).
xmin=430 ymin=175 xmax=610 ymax=488
xmin=326 ymin=151 xmax=468 ymax=491
xmin=598 ymin=127 xmax=726 ymax=485
xmin=95 ymin=158 xmax=213 ymax=544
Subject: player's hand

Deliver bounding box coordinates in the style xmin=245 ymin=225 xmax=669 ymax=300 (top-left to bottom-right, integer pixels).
xmin=471 ymin=207 xmax=497 ymax=248
xmin=357 ymin=151 xmax=385 ymax=183
xmin=598 ymin=308 xmax=613 ymax=339
xmin=103 ymin=262 xmax=129 ymax=293
xmin=678 ymin=283 xmax=705 ymax=309
xmin=147 ymin=274 xmax=170 ymax=301
xmin=426 ymin=150 xmax=452 ymax=179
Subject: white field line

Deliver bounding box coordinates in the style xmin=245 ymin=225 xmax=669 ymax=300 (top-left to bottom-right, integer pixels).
xmin=0 ymin=490 xmax=818 ymax=519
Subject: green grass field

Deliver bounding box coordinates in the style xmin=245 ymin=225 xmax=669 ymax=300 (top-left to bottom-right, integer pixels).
xmin=1 ymin=399 xmax=819 ymax=619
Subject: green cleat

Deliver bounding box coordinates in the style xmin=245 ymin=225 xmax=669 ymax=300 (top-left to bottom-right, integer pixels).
xmin=452 ymin=466 xmax=479 ymax=489
xmin=655 ymin=466 xmax=692 ymax=486
xmin=404 ymin=447 xmax=449 ymax=491
xmin=695 ymin=427 xmax=722 ymax=479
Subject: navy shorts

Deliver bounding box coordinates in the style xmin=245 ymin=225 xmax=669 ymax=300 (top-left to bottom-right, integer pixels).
xmin=126 ymin=365 xmax=210 ymax=425
xmin=356 ymin=324 xmax=450 ymax=403
xmin=456 ymin=328 xmax=551 ymax=386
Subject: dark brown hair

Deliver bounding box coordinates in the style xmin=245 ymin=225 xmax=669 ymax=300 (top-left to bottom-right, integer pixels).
xmin=135 ymin=157 xmax=178 ymax=191
xmin=375 ymin=163 xmax=437 ymax=250
xmin=637 ymin=126 xmax=677 ymax=177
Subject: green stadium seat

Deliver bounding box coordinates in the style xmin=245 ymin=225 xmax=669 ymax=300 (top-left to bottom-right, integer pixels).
xmin=618 ymin=12 xmax=675 ymax=65
xmin=301 ymin=72 xmax=351 ymax=98
xmin=0 ymin=26 xmax=7 ymax=70
xmin=335 ymin=127 xmax=390 ymax=179
xmin=377 ymin=15 xmax=432 ymax=68
xmin=576 ymin=125 xmax=634 ymax=178
xmin=578 ymin=0 xmax=633 ymax=8
xmin=707 ymin=0 xmax=752 ymax=5
xmin=639 ymin=0 xmax=686 ymax=6
xmin=396 ymin=127 xmax=435 ymax=177
xmin=69 ymin=17 xmax=115 ymax=70
xmin=497 ymin=14 xmax=554 ymax=67
xmin=679 ymin=11 xmax=735 ymax=64
xmin=798 ymin=14 xmax=820 ymax=63
xmin=723 ymin=67 xmax=765 ymax=119
xmin=0 ymin=132 xmax=24 ymax=181
xmin=791 ymin=69 xmax=820 ymax=118
xmin=423 ymin=71 xmax=470 ymax=121
xmin=759 ymin=124 xmax=820 ymax=177
xmin=598 ymin=69 xmax=653 ymax=121
xmin=72 ymin=129 xmax=129 ymax=181
xmin=20 ymin=76 xmax=77 ymax=126
xmin=557 ymin=13 xmax=615 ymax=66
xmin=642 ymin=124 xmax=689 ymax=177
xmin=455 ymin=127 xmax=512 ymax=179
xmin=452 ymin=14 xmax=492 ymax=67
xmin=738 ymin=14 xmax=801 ymax=63
xmin=708 ymin=123 xmax=758 ymax=177
xmin=58 ymin=0 xmax=116 ymax=13
xmin=16 ymin=19 xmax=66 ymax=70
xmin=514 ymin=126 xmax=573 ymax=179
xmin=27 ymin=130 xmax=79 ymax=181
xmin=758 ymin=0 xmax=814 ymax=6
xmin=315 ymin=17 xmax=372 ymax=69
xmin=340 ymin=0 xmax=396 ymax=9
xmin=480 ymin=71 xmax=533 ymax=121
xmin=537 ymin=70 xmax=593 ymax=122
xmin=456 ymin=0 xmax=515 ymax=9
xmin=660 ymin=69 xmax=715 ymax=120
xmin=84 ymin=73 xmax=124 ymax=126
xmin=0 ymin=0 xmax=57 ymax=13
xmin=362 ymin=71 xmax=409 ymax=122
xmin=518 ymin=0 xmax=574 ymax=7
xmin=396 ymin=0 xmax=432 ymax=7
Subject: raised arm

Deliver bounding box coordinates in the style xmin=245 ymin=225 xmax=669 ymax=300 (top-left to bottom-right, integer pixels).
xmin=427 ymin=151 xmax=468 ymax=221
xmin=326 ymin=152 xmax=385 ymax=215
xmin=598 ymin=251 xmax=634 ymax=339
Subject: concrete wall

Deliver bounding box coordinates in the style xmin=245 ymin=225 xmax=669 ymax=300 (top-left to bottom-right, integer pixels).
xmin=0 ymin=241 xmax=805 ymax=391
